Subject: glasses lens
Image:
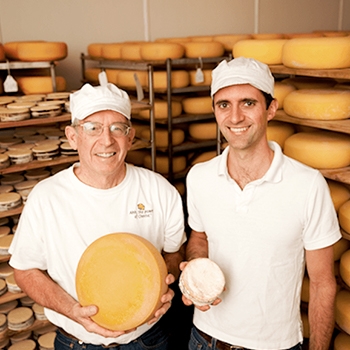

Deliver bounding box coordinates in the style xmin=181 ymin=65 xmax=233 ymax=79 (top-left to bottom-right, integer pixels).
xmin=110 ymin=123 xmax=130 ymax=136
xmin=82 ymin=122 xmax=102 ymax=136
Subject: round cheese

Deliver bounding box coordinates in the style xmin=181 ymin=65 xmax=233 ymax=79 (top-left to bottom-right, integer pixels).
xmin=233 ymin=39 xmax=288 ymax=65
xmin=101 ymin=43 xmax=123 ymax=60
xmin=7 ymin=307 xmax=34 ymax=331
xmin=340 ymin=249 xmax=350 ymax=287
xmin=283 ymin=89 xmax=350 ymax=120
xmin=189 ymin=69 xmax=212 ymax=86
xmin=190 ymin=150 xmax=217 ymax=165
xmin=182 ymin=96 xmax=212 ymax=114
xmin=334 ymin=332 xmax=350 ymax=350
xmin=84 ymin=68 xmax=100 ymax=83
xmin=188 ymin=121 xmax=217 ymax=140
xmin=16 ymin=76 xmax=66 ymax=95
xmin=140 ymin=42 xmax=185 ymax=60
xmin=38 ymin=331 xmax=56 ymax=350
xmin=213 ymin=34 xmax=252 ymax=51
xmin=140 ymin=128 xmax=185 ymax=148
xmin=327 ymin=180 xmax=350 ymax=212
xmin=283 ymin=131 xmax=350 ymax=169
xmin=120 ymin=42 xmax=144 ymax=60
xmin=251 ymin=33 xmax=285 ymax=40
xmin=179 ymin=258 xmax=225 ymax=306
xmin=336 ymin=290 xmax=350 ymax=334
xmin=266 ymin=121 xmax=295 ymax=149
xmin=125 ymin=150 xmax=149 ymax=166
xmin=87 ymin=43 xmax=104 ymax=59
xmin=274 ymin=82 xmax=296 ymax=110
xmin=334 ymin=239 xmax=350 ymax=261
xmin=143 ymin=154 xmax=187 ymax=175
xmin=182 ymin=41 xmax=225 ymax=58
xmin=153 ymin=70 xmax=190 ymax=90
xmin=138 ymin=99 xmax=182 ymax=120
xmin=337 ymin=200 xmax=350 ymax=234
xmin=105 ymin=69 xmax=120 ymax=84
xmin=282 ymin=36 xmax=350 ymax=69
xmin=117 ymin=70 xmax=148 ymax=89
xmin=76 ymin=233 xmax=168 ymax=331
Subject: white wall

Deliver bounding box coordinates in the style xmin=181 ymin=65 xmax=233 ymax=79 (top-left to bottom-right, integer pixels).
xmin=0 ymin=0 xmax=349 ymax=91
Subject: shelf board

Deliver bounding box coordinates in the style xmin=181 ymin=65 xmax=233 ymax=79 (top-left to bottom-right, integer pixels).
xmin=320 ymin=167 xmax=350 ymax=185
xmin=0 ymin=290 xmax=26 ymax=304
xmin=7 ymin=319 xmax=51 ymax=338
xmin=0 ymin=205 xmax=23 ymax=219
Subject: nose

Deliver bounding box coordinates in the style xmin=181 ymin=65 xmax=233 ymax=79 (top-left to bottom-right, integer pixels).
xmin=229 ymin=104 xmax=245 ymax=124
xmin=99 ymin=125 xmax=114 ymax=145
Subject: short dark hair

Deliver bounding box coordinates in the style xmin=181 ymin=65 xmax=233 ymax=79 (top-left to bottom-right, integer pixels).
xmin=261 ymin=91 xmax=274 ymax=110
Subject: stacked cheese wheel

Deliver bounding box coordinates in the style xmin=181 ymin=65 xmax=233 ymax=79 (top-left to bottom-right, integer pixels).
xmin=266 ymin=121 xmax=295 ymax=149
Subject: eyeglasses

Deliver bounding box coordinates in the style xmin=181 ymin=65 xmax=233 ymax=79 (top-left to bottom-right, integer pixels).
xmin=78 ymin=121 xmax=131 ymax=137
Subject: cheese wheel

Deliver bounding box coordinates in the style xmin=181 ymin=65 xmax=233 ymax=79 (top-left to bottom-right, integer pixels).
xmin=281 ymin=77 xmax=337 ymax=90
xmin=143 ymin=154 xmax=187 ymax=174
xmin=87 ymin=43 xmax=104 ymax=58
xmin=101 ymin=43 xmax=123 ymax=60
xmin=84 ymin=68 xmax=101 ymax=83
xmin=339 ymin=200 xmax=350 ymax=234
xmin=213 ymin=34 xmax=252 ymax=51
xmin=301 ymin=274 xmax=309 ymax=302
xmin=117 ymin=70 xmax=148 ymax=89
xmin=191 ymin=150 xmax=217 ymax=165
xmin=274 ymin=82 xmax=296 ymax=109
xmin=16 ymin=76 xmax=66 ymax=94
xmin=189 ymin=69 xmax=212 ymax=86
xmin=182 ymin=96 xmax=212 ymax=114
xmin=140 ymin=42 xmax=185 ymax=60
xmin=105 ymin=69 xmax=120 ymax=84
xmin=182 ymin=41 xmax=225 ymax=58
xmin=251 ymin=33 xmax=285 ymax=40
xmin=140 ymin=128 xmax=185 ymax=148
xmin=138 ymin=99 xmax=182 ymax=119
xmin=4 ymin=41 xmax=67 ymax=61
xmin=283 ymin=32 xmax=323 ymax=39
xmin=282 ymin=36 xmax=350 ymax=69
xmin=335 ymin=239 xmax=350 ymax=262
xmin=125 ymin=150 xmax=149 ymax=166
xmin=336 ymin=290 xmax=350 ymax=334
xmin=0 ymin=44 xmax=5 ymax=61
xmin=334 ymin=332 xmax=350 ymax=350
xmin=283 ymin=89 xmax=350 ymax=120
xmin=76 ymin=233 xmax=167 ymax=331
xmin=188 ymin=35 xmax=214 ymax=42
xmin=327 ymin=180 xmax=350 ymax=212
xmin=233 ymin=39 xmax=288 ymax=65
xmin=120 ymin=43 xmax=144 ymax=60
xmin=155 ymin=37 xmax=191 ymax=43
xmin=266 ymin=120 xmax=295 ymax=149
xmin=283 ymin=131 xmax=350 ymax=169
xmin=188 ymin=121 xmax=217 ymax=140
xmin=153 ymin=70 xmax=190 ymax=90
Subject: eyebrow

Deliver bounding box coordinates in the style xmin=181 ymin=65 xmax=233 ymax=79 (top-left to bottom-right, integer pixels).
xmin=215 ymin=97 xmax=259 ymax=106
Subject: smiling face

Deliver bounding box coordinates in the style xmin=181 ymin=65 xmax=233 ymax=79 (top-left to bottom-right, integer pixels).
xmin=65 ymin=110 xmax=135 ymax=188
xmin=213 ymin=84 xmax=278 ymax=153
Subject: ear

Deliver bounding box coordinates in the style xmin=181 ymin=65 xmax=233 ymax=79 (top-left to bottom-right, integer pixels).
xmin=267 ymin=99 xmax=278 ymax=122
xmin=127 ymin=127 xmax=136 ymax=150
xmin=65 ymin=125 xmax=78 ymax=150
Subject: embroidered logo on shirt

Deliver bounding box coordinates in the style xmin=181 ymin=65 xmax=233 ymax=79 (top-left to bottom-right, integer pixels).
xmin=130 ymin=203 xmax=153 ymax=219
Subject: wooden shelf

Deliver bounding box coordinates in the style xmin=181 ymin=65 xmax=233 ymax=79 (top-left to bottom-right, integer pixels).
xmin=0 ymin=291 xmax=26 ymax=304
xmin=7 ymin=319 xmax=51 ymax=338
xmin=320 ymin=167 xmax=350 ymax=186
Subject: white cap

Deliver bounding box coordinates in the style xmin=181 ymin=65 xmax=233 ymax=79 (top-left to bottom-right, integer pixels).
xmin=70 ymin=83 xmax=131 ymax=122
xmin=211 ymin=57 xmax=275 ymax=97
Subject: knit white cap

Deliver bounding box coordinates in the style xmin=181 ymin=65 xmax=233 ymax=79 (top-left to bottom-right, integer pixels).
xmin=211 ymin=57 xmax=275 ymax=97
xmin=70 ymin=83 xmax=131 ymax=122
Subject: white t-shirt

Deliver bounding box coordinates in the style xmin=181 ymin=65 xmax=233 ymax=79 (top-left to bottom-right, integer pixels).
xmin=186 ymin=142 xmax=341 ymax=350
xmin=9 ymin=163 xmax=186 ymax=345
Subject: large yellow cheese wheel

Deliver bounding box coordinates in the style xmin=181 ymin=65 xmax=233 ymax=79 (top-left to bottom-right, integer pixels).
xmin=191 ymin=150 xmax=217 ymax=165
xmin=282 ymin=36 xmax=350 ymax=69
xmin=140 ymin=42 xmax=185 ymax=60
xmin=283 ymin=89 xmax=350 ymax=120
xmin=16 ymin=76 xmax=66 ymax=94
xmin=87 ymin=43 xmax=104 ymax=59
xmin=155 ymin=37 xmax=191 ymax=44
xmin=153 ymin=70 xmax=189 ymax=90
xmin=213 ymin=34 xmax=252 ymax=51
xmin=233 ymin=39 xmax=288 ymax=65
xmin=334 ymin=332 xmax=350 ymax=350
xmin=188 ymin=35 xmax=214 ymax=42
xmin=105 ymin=69 xmax=120 ymax=84
xmin=266 ymin=120 xmax=295 ymax=149
xmin=101 ymin=43 xmax=123 ymax=60
xmin=138 ymin=99 xmax=182 ymax=119
xmin=334 ymin=239 xmax=350 ymax=261
xmin=4 ymin=41 xmax=67 ymax=61
xmin=182 ymin=42 xmax=225 ymax=58
xmin=335 ymin=290 xmax=350 ymax=334
xmin=140 ymin=128 xmax=185 ymax=148
xmin=143 ymin=154 xmax=187 ymax=175
xmin=76 ymin=233 xmax=167 ymax=331
xmin=84 ymin=68 xmax=100 ymax=83
xmin=327 ymin=180 xmax=350 ymax=212
xmin=188 ymin=121 xmax=217 ymax=140
xmin=182 ymin=96 xmax=212 ymax=114
xmin=117 ymin=70 xmax=148 ymax=89
xmin=120 ymin=43 xmax=144 ymax=60
xmin=284 ymin=131 xmax=350 ymax=169
xmin=339 ymin=200 xmax=350 ymax=234
xmin=274 ymin=82 xmax=296 ymax=110
xmin=189 ymin=69 xmax=212 ymax=86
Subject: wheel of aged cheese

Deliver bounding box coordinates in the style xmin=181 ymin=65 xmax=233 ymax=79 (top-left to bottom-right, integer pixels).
xmin=334 ymin=332 xmax=350 ymax=350
xmin=281 ymin=77 xmax=337 ymax=90
xmin=274 ymin=82 xmax=296 ymax=110
xmin=140 ymin=42 xmax=185 ymax=60
xmin=179 ymin=258 xmax=225 ymax=306
xmin=233 ymin=39 xmax=288 ymax=65
xmin=266 ymin=121 xmax=295 ymax=149
xmin=4 ymin=41 xmax=67 ymax=61
xmin=143 ymin=154 xmax=187 ymax=174
xmin=335 ymin=290 xmax=350 ymax=334
xmin=138 ymin=99 xmax=182 ymax=119
xmin=153 ymin=70 xmax=190 ymax=90
xmin=334 ymin=239 xmax=350 ymax=262
xmin=105 ymin=69 xmax=120 ymax=84
xmin=213 ymin=34 xmax=252 ymax=51
xmin=182 ymin=96 xmax=212 ymax=114
xmin=101 ymin=43 xmax=123 ymax=60
xmin=188 ymin=121 xmax=217 ymax=140
xmin=76 ymin=233 xmax=168 ymax=331
xmin=125 ymin=150 xmax=149 ymax=166
xmin=283 ymin=131 xmax=350 ymax=169
xmin=282 ymin=36 xmax=350 ymax=69
xmin=16 ymin=76 xmax=66 ymax=94
xmin=87 ymin=43 xmax=105 ymax=59
xmin=189 ymin=69 xmax=212 ymax=86
xmin=155 ymin=37 xmax=191 ymax=44
xmin=251 ymin=33 xmax=285 ymax=40
xmin=0 ymin=44 xmax=5 ymax=61
xmin=182 ymin=42 xmax=225 ymax=58
xmin=117 ymin=70 xmax=148 ymax=89
xmin=140 ymin=128 xmax=185 ymax=148
xmin=283 ymin=89 xmax=350 ymax=120
xmin=190 ymin=150 xmax=217 ymax=165
xmin=339 ymin=200 xmax=350 ymax=234
xmin=7 ymin=307 xmax=34 ymax=331
xmin=120 ymin=42 xmax=144 ymax=60
xmin=327 ymin=180 xmax=350 ymax=212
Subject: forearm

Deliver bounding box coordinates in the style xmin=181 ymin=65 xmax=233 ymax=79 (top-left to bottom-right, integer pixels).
xmin=186 ymin=230 xmax=208 ymax=261
xmin=162 ymin=243 xmax=186 ymax=280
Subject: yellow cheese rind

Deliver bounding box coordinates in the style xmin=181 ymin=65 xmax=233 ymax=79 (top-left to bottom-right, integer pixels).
xmin=283 ymin=89 xmax=350 ymax=120
xmin=183 ymin=42 xmax=225 ymax=58
xmin=120 ymin=43 xmax=144 ymax=60
xmin=327 ymin=180 xmax=350 ymax=212
xmin=335 ymin=290 xmax=350 ymax=334
xmin=101 ymin=43 xmax=123 ymax=60
xmin=283 ymin=131 xmax=350 ymax=169
xmin=339 ymin=200 xmax=350 ymax=234
xmin=334 ymin=238 xmax=350 ymax=261
xmin=140 ymin=128 xmax=185 ymax=148
xmin=213 ymin=34 xmax=252 ymax=51
xmin=117 ymin=70 xmax=148 ymax=89
xmin=140 ymin=42 xmax=185 ymax=60
xmin=334 ymin=332 xmax=350 ymax=350
xmin=138 ymin=99 xmax=182 ymax=119
xmin=188 ymin=122 xmax=217 ymax=140
xmin=16 ymin=76 xmax=66 ymax=95
xmin=87 ymin=43 xmax=104 ymax=59
xmin=282 ymin=36 xmax=350 ymax=69
xmin=273 ymin=82 xmax=296 ymax=110
xmin=266 ymin=121 xmax=295 ymax=149
xmin=182 ymin=96 xmax=212 ymax=114
xmin=76 ymin=233 xmax=168 ymax=331
xmin=233 ymin=39 xmax=288 ymax=65
xmin=189 ymin=69 xmax=212 ymax=86
xmin=340 ymin=249 xmax=350 ymax=288
xmin=84 ymin=68 xmax=100 ymax=83
xmin=143 ymin=155 xmax=187 ymax=174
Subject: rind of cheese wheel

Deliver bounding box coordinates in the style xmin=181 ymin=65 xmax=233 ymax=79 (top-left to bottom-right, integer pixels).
xmin=233 ymin=39 xmax=288 ymax=65
xmin=335 ymin=290 xmax=350 ymax=334
xmin=0 ymin=44 xmax=5 ymax=61
xmin=16 ymin=76 xmax=66 ymax=95
xmin=105 ymin=69 xmax=120 ymax=84
xmin=281 ymin=77 xmax=337 ymax=90
xmin=283 ymin=89 xmax=350 ymax=121
xmin=266 ymin=121 xmax=295 ymax=149
xmin=282 ymin=36 xmax=350 ymax=69
xmin=153 ymin=70 xmax=189 ymax=89
xmin=188 ymin=35 xmax=214 ymax=42
xmin=120 ymin=43 xmax=144 ymax=60
xmin=138 ymin=99 xmax=182 ymax=119
xmin=101 ymin=43 xmax=123 ymax=60
xmin=327 ymin=180 xmax=350 ymax=212
xmin=283 ymin=131 xmax=350 ymax=169
xmin=334 ymin=332 xmax=350 ymax=350
xmin=140 ymin=42 xmax=185 ymax=60
xmin=188 ymin=121 xmax=217 ymax=140
xmin=182 ymin=41 xmax=225 ymax=58
xmin=179 ymin=258 xmax=225 ymax=306
xmin=182 ymin=96 xmax=212 ymax=114
xmin=189 ymin=69 xmax=212 ymax=86
xmin=191 ymin=150 xmax=217 ymax=165
xmin=213 ymin=34 xmax=252 ymax=51
xmin=87 ymin=43 xmax=105 ymax=58
xmin=117 ymin=70 xmax=148 ymax=89
xmin=84 ymin=68 xmax=100 ymax=83
xmin=301 ymin=274 xmax=309 ymax=302
xmin=273 ymin=82 xmax=296 ymax=110
xmin=155 ymin=37 xmax=191 ymax=43
xmin=334 ymin=238 xmax=350 ymax=261
xmin=4 ymin=41 xmax=67 ymax=61
xmin=338 ymin=200 xmax=350 ymax=234
xmin=140 ymin=128 xmax=185 ymax=148
xmin=76 ymin=233 xmax=168 ymax=331
xmin=251 ymin=33 xmax=285 ymax=40
xmin=143 ymin=154 xmax=187 ymax=175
